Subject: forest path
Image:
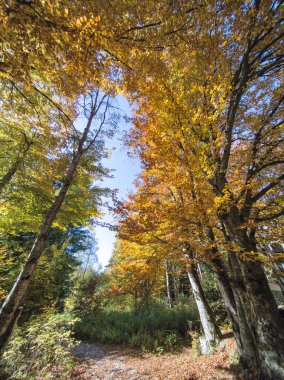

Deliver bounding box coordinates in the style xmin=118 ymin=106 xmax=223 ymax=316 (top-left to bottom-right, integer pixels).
xmin=72 ymin=341 xmax=235 ymax=380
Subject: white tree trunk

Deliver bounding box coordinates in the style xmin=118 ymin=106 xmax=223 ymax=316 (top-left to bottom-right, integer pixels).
xmin=187 ymin=264 xmax=221 ymax=353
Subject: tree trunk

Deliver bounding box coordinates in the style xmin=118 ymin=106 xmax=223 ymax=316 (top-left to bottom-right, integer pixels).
xmin=205 ymin=227 xmax=258 ymax=371
xmin=222 ymin=207 xmax=284 ymax=379
xmin=0 ymin=155 xmax=81 ymax=350
xmin=0 ymin=138 xmax=33 ymax=195
xmin=172 ymin=271 xmax=179 ymax=300
xmin=0 ymin=106 xmax=97 ymax=351
xmin=187 ymin=264 xmax=221 ymax=353
xmin=165 ymin=260 xmax=174 ymax=309
xmin=226 ymin=252 xmax=262 ymax=377
xmin=0 ymin=160 xmax=21 ymax=194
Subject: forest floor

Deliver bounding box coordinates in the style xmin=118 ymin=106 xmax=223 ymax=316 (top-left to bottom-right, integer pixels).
xmin=72 ymin=338 xmax=237 ymax=380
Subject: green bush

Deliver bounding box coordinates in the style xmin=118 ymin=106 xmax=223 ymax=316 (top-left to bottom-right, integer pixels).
xmin=75 ymin=302 xmax=197 ymax=353
xmin=200 ymin=267 xmax=229 ymax=325
xmin=2 ymin=312 xmax=79 ymax=379
xmin=129 ymin=329 xmax=183 ymax=354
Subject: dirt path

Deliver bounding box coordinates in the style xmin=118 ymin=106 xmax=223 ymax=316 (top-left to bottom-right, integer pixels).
xmin=72 ymin=342 xmax=235 ymax=380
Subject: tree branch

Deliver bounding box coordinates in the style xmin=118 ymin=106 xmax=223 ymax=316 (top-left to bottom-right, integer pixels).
xmin=252 ymin=173 xmax=284 ymax=203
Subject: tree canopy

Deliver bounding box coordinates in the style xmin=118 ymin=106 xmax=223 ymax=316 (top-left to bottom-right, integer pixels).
xmin=0 ymin=1 xmax=284 ymax=379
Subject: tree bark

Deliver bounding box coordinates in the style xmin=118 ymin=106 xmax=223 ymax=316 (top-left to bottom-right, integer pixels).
xmin=205 ymin=227 xmax=258 ymax=371
xmin=187 ymin=264 xmax=221 ymax=353
xmin=222 ymin=206 xmax=284 ymax=379
xmin=226 ymin=252 xmax=262 ymax=375
xmin=165 ymin=260 xmax=174 ymax=309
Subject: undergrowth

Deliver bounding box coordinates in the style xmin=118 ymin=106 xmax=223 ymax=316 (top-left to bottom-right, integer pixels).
xmin=75 ymin=302 xmax=198 ymax=354
xmin=1 ymin=312 xmax=78 ymax=379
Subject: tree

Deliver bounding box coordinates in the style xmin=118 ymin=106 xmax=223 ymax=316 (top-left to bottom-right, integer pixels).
xmin=18 ymin=227 xmax=93 ymax=319
xmin=0 ymin=90 xmax=116 ymax=350
xmin=109 ymin=240 xmax=164 ymax=310
xmin=115 ymin=173 xmax=222 ymax=350
xmin=119 ymin=1 xmax=284 ymax=377
xmin=1 ymin=1 xmax=283 ymax=377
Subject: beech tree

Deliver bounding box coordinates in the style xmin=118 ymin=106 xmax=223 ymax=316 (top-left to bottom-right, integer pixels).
xmin=1 ymin=1 xmax=283 ymax=378
xmin=118 ymin=1 xmax=284 ymax=378
xmin=115 ymin=173 xmax=222 ymax=351
xmin=0 ymin=90 xmax=115 ymax=350
xmin=109 ymin=240 xmax=164 ymax=309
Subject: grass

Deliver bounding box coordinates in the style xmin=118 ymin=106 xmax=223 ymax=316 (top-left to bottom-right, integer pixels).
xmin=75 ymin=300 xmax=198 ymax=354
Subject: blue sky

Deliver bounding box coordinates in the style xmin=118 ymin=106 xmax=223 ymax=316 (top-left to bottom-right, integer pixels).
xmin=94 ymin=95 xmax=140 ymax=268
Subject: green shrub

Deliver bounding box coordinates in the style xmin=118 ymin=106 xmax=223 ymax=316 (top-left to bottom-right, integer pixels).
xmin=200 ymin=267 xmax=229 ymax=325
xmin=75 ymin=301 xmax=196 ymax=353
xmin=2 ymin=312 xmax=79 ymax=379
xmin=129 ymin=329 xmax=183 ymax=354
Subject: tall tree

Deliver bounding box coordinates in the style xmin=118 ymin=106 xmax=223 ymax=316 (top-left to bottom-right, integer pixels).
xmin=0 ymin=90 xmax=115 ymax=350
xmin=116 ymin=174 xmax=222 ymax=350
xmin=119 ymin=2 xmax=284 ymax=377
xmin=109 ymin=239 xmax=164 ymax=309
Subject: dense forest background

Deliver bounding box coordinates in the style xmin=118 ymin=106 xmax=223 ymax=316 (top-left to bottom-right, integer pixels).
xmin=0 ymin=1 xmax=284 ymax=379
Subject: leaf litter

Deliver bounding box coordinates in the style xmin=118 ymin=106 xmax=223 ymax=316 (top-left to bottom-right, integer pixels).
xmin=72 ymin=339 xmax=236 ymax=380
